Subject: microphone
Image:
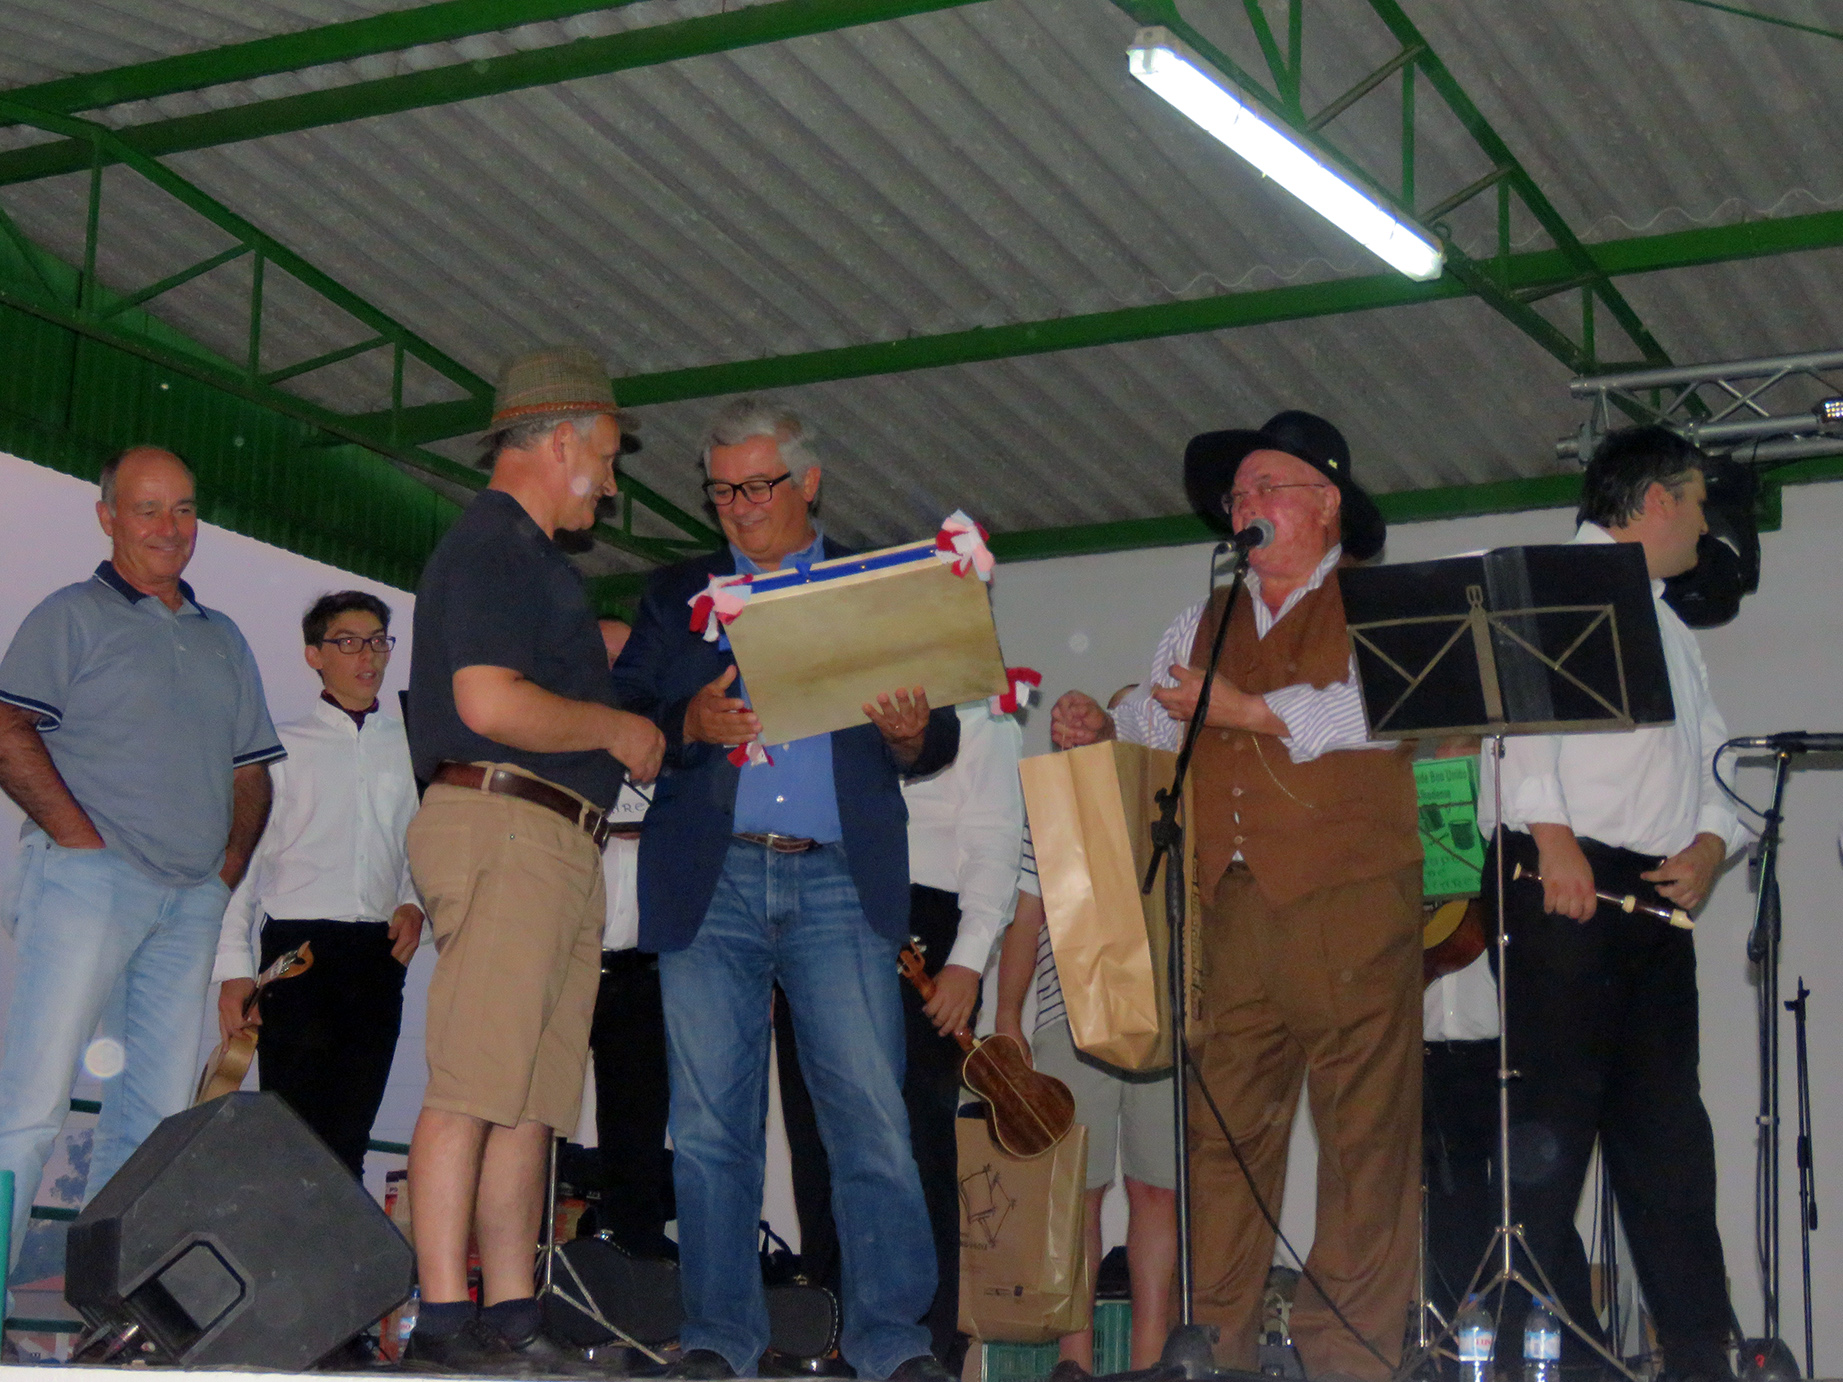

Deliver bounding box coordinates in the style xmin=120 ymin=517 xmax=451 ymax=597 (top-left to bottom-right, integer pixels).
xmin=1728 ymin=731 xmax=1843 ymax=754
xmin=1230 ymin=517 xmax=1275 ymax=552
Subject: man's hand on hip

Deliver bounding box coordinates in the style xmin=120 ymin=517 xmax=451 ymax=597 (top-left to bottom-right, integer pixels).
xmin=864 ymin=687 xmax=930 ymax=767
xmin=924 ymin=963 xmax=981 ymax=1040
xmin=684 ymin=665 xmax=761 ymax=749
xmin=609 ymin=710 xmax=666 ymax=783
xmin=1529 ymin=822 xmax=1597 ymax=921
xmin=389 ymin=904 xmax=424 ymax=965
xmin=1643 ymin=832 xmax=1726 ymax=910
xmin=217 ymin=978 xmax=260 ymax=1046
xmin=1050 ymin=691 xmax=1114 ymax=749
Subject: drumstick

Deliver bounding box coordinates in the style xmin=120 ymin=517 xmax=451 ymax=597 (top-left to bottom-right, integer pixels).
xmin=1511 ymin=862 xmax=1694 ymax=929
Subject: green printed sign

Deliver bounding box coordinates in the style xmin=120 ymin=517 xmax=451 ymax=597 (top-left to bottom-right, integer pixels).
xmin=1415 ymin=756 xmax=1484 ymax=898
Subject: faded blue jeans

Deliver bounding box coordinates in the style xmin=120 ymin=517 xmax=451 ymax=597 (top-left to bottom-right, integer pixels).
xmin=0 ymin=831 xmax=228 ymax=1262
xmin=658 ymin=841 xmax=934 ymax=1379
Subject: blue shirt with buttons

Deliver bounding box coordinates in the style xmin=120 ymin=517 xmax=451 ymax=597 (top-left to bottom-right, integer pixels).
xmin=727 ymin=531 xmax=844 ymax=843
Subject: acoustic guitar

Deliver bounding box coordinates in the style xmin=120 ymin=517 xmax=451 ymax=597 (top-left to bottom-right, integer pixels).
xmin=897 ymin=941 xmax=1075 ymax=1158
xmin=194 ymin=941 xmax=314 ymax=1104
xmin=1422 ymin=897 xmax=1486 ymax=987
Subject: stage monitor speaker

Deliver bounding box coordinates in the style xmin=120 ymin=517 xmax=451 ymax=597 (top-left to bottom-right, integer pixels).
xmin=65 ymin=1091 xmax=414 ymax=1368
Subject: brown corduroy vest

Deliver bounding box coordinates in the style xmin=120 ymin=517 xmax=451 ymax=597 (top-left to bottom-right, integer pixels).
xmin=1188 ymin=574 xmax=1421 ymax=906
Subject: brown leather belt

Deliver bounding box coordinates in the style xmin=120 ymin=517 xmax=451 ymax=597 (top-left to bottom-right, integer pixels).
xmin=735 ymin=831 xmax=821 ymax=854
xmin=434 ymin=762 xmax=616 ymax=848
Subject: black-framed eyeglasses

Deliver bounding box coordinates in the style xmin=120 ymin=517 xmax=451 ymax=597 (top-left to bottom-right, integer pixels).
xmin=1224 ymin=481 xmax=1329 ymax=512
xmin=320 ymin=634 xmax=397 ymax=654
xmin=702 ymin=473 xmax=793 ymax=507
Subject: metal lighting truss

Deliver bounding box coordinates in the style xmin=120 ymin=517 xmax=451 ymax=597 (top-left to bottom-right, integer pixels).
xmin=0 ymin=96 xmax=720 ymax=568
xmin=1558 ymin=349 xmax=1843 ymax=466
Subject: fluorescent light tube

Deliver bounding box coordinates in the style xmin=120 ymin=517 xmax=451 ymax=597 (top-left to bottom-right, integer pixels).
xmin=1128 ymin=27 xmax=1445 ymax=282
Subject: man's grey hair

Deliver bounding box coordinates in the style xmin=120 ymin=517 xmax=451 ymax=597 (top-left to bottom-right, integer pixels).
xmin=479 ymin=410 xmax=612 ymax=467
xmin=99 ymin=447 xmax=196 ymax=510
xmin=700 ymin=398 xmax=818 ymax=478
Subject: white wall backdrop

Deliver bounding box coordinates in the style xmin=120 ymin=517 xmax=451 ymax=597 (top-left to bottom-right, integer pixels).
xmin=0 ymin=449 xmax=1837 ymax=1367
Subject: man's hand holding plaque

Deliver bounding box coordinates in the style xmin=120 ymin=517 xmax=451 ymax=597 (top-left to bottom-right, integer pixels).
xmin=685 ymin=665 xmax=761 ymax=746
xmin=863 ymin=686 xmax=932 ymax=768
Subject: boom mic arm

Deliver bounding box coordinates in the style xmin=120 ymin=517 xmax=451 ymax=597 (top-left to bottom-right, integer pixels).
xmin=1728 ymin=732 xmax=1843 ymax=754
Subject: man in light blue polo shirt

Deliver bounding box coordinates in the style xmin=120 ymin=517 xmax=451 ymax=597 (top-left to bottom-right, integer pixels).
xmin=0 ymin=445 xmax=283 ymax=1262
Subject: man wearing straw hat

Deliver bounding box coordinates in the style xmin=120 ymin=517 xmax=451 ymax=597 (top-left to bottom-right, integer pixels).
xmin=1052 ymin=412 xmax=1422 ymax=1381
xmin=401 ymin=345 xmax=664 ymax=1372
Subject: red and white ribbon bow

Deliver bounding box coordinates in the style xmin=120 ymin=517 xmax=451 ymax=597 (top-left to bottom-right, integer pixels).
xmin=688 ymin=573 xmax=754 ymax=642
xmin=727 ymin=741 xmax=774 ymax=768
xmin=934 ymin=510 xmax=995 ymax=582
xmin=990 ymin=666 xmax=1042 ymax=716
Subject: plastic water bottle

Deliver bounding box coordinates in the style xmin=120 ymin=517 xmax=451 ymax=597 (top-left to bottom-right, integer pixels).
xmin=1455 ymin=1294 xmax=1494 ymax=1382
xmin=1524 ymin=1296 xmax=1561 ymax=1382
xmin=396 ymin=1285 xmax=420 ymax=1352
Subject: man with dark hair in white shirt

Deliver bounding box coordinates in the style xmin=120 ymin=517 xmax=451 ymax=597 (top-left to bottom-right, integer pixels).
xmin=1481 ymin=425 xmax=1748 ymax=1382
xmin=215 ymin=591 xmax=423 ymax=1179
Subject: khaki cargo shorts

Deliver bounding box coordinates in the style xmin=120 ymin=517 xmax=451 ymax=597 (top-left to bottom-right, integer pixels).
xmin=407 ymin=766 xmax=606 ymax=1132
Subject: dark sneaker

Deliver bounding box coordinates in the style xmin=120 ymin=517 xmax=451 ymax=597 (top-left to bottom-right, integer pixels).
xmin=405 ymin=1318 xmax=522 ymax=1373
xmin=885 ymin=1356 xmax=955 ymax=1382
xmin=659 ymin=1348 xmax=739 ymax=1379
xmin=504 ymin=1328 xmax=627 ymax=1378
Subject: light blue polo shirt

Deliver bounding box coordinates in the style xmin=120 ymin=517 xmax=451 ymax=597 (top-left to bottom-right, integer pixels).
xmin=0 ymin=562 xmax=285 ymax=886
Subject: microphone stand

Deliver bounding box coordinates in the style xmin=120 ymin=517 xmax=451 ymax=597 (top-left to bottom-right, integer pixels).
xmin=1141 ymin=538 xmax=1249 ymax=1376
xmin=1743 ymin=746 xmax=1793 ymax=1359
xmin=1785 ymin=979 xmax=1816 ymax=1380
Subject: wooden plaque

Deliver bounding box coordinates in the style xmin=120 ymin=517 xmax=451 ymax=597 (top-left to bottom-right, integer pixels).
xmin=725 ymin=540 xmax=1009 ymax=744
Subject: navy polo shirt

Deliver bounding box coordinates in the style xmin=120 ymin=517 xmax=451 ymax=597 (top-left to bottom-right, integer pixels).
xmin=0 ymin=562 xmax=285 ymax=886
xmin=408 ymin=488 xmax=627 ymax=810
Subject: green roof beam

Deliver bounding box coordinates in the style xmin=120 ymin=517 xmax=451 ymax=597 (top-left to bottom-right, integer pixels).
xmin=2 ymin=1 xmax=648 ymax=123
xmin=0 ymin=0 xmax=992 ymax=187
xmin=359 ymin=207 xmax=1843 ymax=441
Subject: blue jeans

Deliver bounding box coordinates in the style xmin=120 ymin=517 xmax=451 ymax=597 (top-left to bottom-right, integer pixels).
xmin=659 ymin=841 xmax=934 ymax=1378
xmin=0 ymin=832 xmax=229 ymax=1262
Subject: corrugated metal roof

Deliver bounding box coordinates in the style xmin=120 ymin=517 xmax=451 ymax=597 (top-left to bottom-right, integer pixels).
xmin=1 ymin=0 xmax=1840 ymax=569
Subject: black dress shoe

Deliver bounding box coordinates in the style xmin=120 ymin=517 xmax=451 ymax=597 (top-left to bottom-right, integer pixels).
xmin=504 ymin=1327 xmax=630 ymax=1378
xmin=660 ymin=1348 xmax=739 ymax=1379
xmin=885 ymin=1355 xmax=955 ymax=1382
xmin=405 ymin=1318 xmax=522 ymax=1373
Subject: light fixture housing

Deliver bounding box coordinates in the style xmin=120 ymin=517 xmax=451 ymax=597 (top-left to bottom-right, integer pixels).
xmin=1127 ymin=27 xmax=1445 ymax=282
xmin=1813 ymin=395 xmax=1843 ymax=428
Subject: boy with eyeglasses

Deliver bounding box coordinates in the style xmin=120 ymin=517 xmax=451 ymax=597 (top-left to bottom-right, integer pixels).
xmin=214 ymin=590 xmax=425 ymax=1180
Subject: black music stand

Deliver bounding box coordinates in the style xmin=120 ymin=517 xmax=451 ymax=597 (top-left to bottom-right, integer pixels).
xmin=1340 ymin=543 xmax=1671 ymax=1380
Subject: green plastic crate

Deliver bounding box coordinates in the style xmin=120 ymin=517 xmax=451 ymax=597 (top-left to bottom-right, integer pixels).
xmin=979 ymin=1302 xmax=1135 ymax=1381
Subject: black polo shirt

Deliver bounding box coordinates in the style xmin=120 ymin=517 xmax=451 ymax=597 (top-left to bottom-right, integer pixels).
xmin=408 ymin=489 xmax=625 ymax=809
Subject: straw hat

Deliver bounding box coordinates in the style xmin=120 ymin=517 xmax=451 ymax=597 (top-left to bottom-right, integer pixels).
xmin=489 ymin=344 xmax=622 ymax=430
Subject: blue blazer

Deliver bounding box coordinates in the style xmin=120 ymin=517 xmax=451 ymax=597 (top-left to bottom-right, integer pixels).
xmin=610 ymin=541 xmax=961 ymax=953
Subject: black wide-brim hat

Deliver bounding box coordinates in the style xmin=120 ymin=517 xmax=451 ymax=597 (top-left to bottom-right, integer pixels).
xmin=1183 ymin=409 xmax=1387 ymax=562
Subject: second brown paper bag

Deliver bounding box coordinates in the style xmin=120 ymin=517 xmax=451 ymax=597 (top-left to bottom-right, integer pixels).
xmin=957 ymin=1117 xmax=1091 ymax=1343
xmin=1019 ymin=740 xmax=1188 ymax=1072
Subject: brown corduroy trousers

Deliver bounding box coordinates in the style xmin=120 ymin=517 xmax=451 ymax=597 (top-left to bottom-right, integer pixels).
xmin=1189 ymin=862 xmax=1423 ymax=1380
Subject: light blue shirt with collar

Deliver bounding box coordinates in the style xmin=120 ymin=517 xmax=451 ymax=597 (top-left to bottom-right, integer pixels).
xmin=729 ymin=529 xmax=844 ymax=842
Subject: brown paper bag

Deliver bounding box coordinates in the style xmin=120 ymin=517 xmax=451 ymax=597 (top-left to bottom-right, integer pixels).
xmin=957 ymin=1116 xmax=1091 ymax=1343
xmin=1019 ymin=741 xmax=1187 ymax=1071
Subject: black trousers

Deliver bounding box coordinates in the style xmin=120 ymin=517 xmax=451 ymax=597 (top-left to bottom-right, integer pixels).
xmin=1484 ymin=831 xmax=1733 ymax=1369
xmin=589 ymin=948 xmax=675 ymax=1256
xmin=257 ymin=918 xmax=406 ymax=1179
xmin=1422 ymin=1038 xmax=1499 ymax=1326
xmin=776 ymin=883 xmax=966 ymax=1363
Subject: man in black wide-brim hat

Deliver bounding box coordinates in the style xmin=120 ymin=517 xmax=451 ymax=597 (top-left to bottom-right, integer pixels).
xmin=1050 ymin=411 xmax=1422 ymax=1380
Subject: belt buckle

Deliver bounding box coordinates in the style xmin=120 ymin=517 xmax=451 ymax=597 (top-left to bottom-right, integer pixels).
xmin=764 ymin=832 xmax=802 ymax=853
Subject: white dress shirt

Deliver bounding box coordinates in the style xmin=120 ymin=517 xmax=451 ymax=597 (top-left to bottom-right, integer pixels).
xmin=1479 ymin=525 xmax=1749 ymax=860
xmin=600 ymin=782 xmax=651 ymax=952
xmin=214 ymin=697 xmax=421 ymax=982
xmin=903 ymin=703 xmax=1026 ymax=973
xmin=1111 ymin=544 xmax=1382 ymax=762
